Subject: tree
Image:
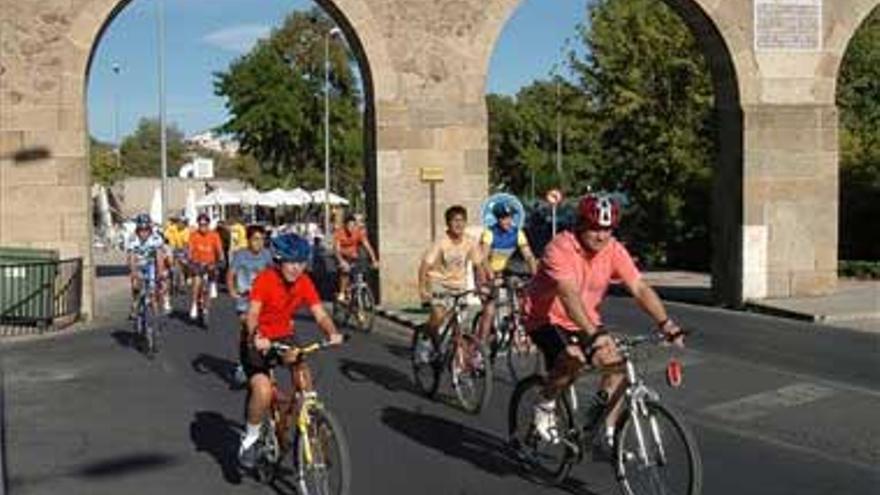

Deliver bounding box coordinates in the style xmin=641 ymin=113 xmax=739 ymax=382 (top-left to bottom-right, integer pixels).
xmin=837 ymin=7 xmax=880 ymax=260
xmin=570 ymin=0 xmax=715 ymax=267
xmin=214 ymin=8 xmax=363 ymax=195
xmin=89 ymin=137 xmax=123 ymax=186
xmin=119 ymin=117 xmax=187 ymax=177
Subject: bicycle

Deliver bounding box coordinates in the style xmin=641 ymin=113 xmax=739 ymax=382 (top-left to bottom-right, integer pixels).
xmin=169 ymin=249 xmax=188 ymax=297
xmin=411 ymin=290 xmax=493 ymax=414
xmin=189 ymin=262 xmax=215 ymax=326
xmin=247 ymin=339 xmax=351 ymax=495
xmin=133 ymin=262 xmax=162 ymax=358
xmin=332 ymin=263 xmax=376 ymax=333
xmin=471 ymin=270 xmax=541 ymax=382
xmin=508 ymin=330 xmax=702 ymax=495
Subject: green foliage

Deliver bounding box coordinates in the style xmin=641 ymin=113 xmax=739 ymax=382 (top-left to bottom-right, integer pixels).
xmin=213 ymin=8 xmax=363 ymax=195
xmin=89 ymin=137 xmax=124 ymax=186
xmin=119 ymin=117 xmax=187 ymax=177
xmin=837 ymin=7 xmax=880 ymax=260
xmin=838 ymin=260 xmax=880 ymax=280
xmin=487 ymin=0 xmax=714 ymax=268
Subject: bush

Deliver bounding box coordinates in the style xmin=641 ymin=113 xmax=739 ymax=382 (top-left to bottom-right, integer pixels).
xmin=838 ymin=260 xmax=880 ymax=280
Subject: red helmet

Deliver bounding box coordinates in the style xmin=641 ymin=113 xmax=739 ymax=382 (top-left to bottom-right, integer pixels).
xmin=577 ymin=194 xmax=620 ymax=229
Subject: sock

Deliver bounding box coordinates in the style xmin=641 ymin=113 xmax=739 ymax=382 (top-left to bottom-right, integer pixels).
xmin=538 ymin=397 xmax=556 ymax=411
xmin=242 ymin=422 xmax=261 ymax=448
xmin=604 ymin=425 xmax=615 ymax=444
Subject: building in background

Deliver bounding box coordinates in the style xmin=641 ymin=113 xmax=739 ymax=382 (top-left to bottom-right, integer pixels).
xmin=185 ymin=130 xmax=239 ymax=156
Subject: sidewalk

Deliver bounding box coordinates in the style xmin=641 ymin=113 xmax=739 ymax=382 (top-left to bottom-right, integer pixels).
xmin=377 ymin=271 xmax=880 ymax=334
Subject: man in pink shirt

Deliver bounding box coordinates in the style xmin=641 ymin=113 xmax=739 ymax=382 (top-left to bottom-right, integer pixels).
xmin=524 ymin=194 xmax=684 ymax=450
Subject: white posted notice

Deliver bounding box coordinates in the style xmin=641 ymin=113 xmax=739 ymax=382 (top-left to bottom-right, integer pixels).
xmin=755 ymin=0 xmax=822 ymax=50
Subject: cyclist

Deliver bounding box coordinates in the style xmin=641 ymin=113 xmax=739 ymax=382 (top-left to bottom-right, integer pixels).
xmin=334 ymin=214 xmax=379 ymax=302
xmin=524 ymin=194 xmax=684 ymax=451
xmin=163 ymin=214 xmax=190 ymax=306
xmin=226 ymin=224 xmax=273 ymax=387
xmin=415 ymin=205 xmax=485 ymax=363
xmin=187 ymin=213 xmax=224 ymax=321
xmin=238 ymin=233 xmax=344 ymax=469
xmin=476 ymin=201 xmax=538 ymax=342
xmin=126 ymin=214 xmax=167 ymax=320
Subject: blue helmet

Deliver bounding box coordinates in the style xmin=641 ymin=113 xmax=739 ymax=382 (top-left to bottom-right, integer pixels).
xmin=135 ymin=213 xmax=151 ymax=229
xmin=492 ymin=202 xmax=514 ymax=219
xmin=270 ymin=233 xmax=311 ymax=263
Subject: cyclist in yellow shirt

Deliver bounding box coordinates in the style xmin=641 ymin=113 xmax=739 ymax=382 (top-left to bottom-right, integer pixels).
xmin=164 ymin=215 xmax=191 ymax=298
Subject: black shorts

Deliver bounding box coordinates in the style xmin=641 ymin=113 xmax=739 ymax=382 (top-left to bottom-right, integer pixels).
xmin=529 ymin=325 xmax=591 ymax=371
xmin=239 ymin=335 xmax=298 ymax=379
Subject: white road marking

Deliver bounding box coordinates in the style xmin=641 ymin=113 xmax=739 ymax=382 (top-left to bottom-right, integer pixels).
xmin=702 ymin=382 xmax=837 ymax=422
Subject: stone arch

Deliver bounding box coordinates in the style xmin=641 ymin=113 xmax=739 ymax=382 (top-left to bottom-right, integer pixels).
xmin=68 ymin=0 xmax=392 ymax=299
xmin=479 ymin=0 xmax=747 ymax=305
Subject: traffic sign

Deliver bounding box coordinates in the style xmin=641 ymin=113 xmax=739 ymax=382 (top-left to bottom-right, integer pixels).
xmin=546 ymin=188 xmax=563 ymax=205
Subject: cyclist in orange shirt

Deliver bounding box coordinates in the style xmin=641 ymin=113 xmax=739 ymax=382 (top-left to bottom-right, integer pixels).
xmin=188 ymin=213 xmax=225 ymax=322
xmin=334 ymin=214 xmax=378 ymax=302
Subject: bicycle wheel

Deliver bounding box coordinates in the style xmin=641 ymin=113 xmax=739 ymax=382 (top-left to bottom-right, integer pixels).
xmin=616 ymin=402 xmax=702 ymax=495
xmin=295 ymin=404 xmax=351 ymax=495
xmin=411 ymin=326 xmax=441 ymax=398
xmin=507 ymin=375 xmax=579 ymax=485
xmin=353 ymin=287 xmax=375 ymax=333
xmin=144 ymin=303 xmax=157 ymax=359
xmin=506 ymin=327 xmax=541 ymax=382
xmin=254 ymin=417 xmax=280 ymax=483
xmin=450 ymin=332 xmax=493 ymax=414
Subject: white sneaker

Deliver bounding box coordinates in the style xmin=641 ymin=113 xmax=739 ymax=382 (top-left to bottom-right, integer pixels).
xmin=163 ymin=297 xmax=172 ymax=314
xmin=189 ymin=305 xmax=198 ymax=320
xmin=209 ymin=283 xmax=218 ymax=299
xmin=533 ymin=401 xmax=559 ymax=444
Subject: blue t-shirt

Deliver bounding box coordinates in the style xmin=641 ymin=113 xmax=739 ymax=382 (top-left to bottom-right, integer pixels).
xmin=231 ymin=248 xmax=273 ymax=294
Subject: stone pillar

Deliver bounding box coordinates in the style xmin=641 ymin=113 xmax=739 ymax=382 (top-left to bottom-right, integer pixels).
xmin=741 ymin=104 xmax=839 ymax=299
xmin=375 ymin=100 xmax=488 ymax=304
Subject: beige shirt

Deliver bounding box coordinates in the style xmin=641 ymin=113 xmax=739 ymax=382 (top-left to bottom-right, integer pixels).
xmin=424 ymin=234 xmax=480 ymax=291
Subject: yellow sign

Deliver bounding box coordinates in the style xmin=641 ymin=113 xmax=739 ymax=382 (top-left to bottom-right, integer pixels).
xmin=420 ymin=166 xmax=444 ymax=183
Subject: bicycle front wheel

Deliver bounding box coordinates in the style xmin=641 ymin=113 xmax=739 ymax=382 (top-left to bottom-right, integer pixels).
xmin=507 ymin=375 xmax=578 ymax=485
xmin=451 ymin=333 xmax=492 ymax=414
xmin=295 ymin=405 xmax=351 ymax=495
xmin=616 ymin=402 xmax=702 ymax=495
xmin=411 ymin=326 xmax=441 ymax=398
xmin=353 ymin=287 xmax=375 ymax=333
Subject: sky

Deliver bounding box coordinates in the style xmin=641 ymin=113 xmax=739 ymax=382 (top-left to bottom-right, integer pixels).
xmin=87 ymin=0 xmax=589 ymax=144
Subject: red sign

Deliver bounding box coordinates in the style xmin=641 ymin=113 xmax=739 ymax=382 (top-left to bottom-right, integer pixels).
xmin=545 ymin=189 xmax=563 ymax=205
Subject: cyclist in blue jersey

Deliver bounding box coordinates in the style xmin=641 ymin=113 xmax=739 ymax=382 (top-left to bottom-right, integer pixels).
xmin=476 ymin=201 xmax=538 ymax=342
xmin=126 ymin=214 xmax=168 ymax=319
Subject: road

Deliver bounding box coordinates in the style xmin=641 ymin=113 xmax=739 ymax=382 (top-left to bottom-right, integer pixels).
xmin=1 ymin=287 xmax=878 ymax=495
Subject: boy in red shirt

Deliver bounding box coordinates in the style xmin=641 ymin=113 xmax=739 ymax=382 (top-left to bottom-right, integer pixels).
xmin=238 ymin=233 xmax=344 ymax=468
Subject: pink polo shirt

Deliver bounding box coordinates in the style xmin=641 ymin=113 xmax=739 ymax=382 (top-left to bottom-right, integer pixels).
xmin=524 ymin=231 xmax=641 ymax=332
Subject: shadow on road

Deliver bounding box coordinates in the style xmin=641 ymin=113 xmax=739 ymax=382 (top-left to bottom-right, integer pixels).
xmin=338 ymin=358 xmax=419 ymax=395
xmin=380 ymin=406 xmax=520 ymax=476
xmin=192 ymin=353 xmax=241 ymax=389
xmin=380 ymin=406 xmax=600 ymax=495
xmin=77 ymin=453 xmax=178 ymax=478
xmin=385 ymin=343 xmax=412 ymax=360
xmin=96 ymin=265 xmax=128 ymax=278
xmin=189 ymin=411 xmax=243 ymax=484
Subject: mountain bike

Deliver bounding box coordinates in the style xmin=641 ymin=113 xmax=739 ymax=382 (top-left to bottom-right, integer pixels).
xmin=411 ymin=290 xmax=493 ymax=414
xmin=508 ymin=330 xmax=701 ymax=495
xmin=248 ymin=339 xmax=351 ymax=495
xmin=133 ymin=262 xmax=162 ymax=358
xmin=471 ymin=270 xmax=541 ymax=382
xmin=332 ymin=263 xmax=375 ymax=333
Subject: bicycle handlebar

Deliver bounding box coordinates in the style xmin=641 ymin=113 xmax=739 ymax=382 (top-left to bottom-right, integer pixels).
xmin=268 ymin=334 xmax=350 ymax=357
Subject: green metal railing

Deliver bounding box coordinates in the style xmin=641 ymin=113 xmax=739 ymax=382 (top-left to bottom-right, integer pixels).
xmin=0 ymin=258 xmax=83 ymax=336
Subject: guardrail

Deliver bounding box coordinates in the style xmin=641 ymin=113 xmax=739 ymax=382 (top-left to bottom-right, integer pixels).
xmin=0 ymin=258 xmax=83 ymax=337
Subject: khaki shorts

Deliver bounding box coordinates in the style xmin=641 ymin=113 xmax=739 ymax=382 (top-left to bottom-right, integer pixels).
xmin=429 ymin=283 xmax=468 ymax=310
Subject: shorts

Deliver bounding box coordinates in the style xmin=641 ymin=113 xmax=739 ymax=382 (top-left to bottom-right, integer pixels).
xmin=190 ymin=262 xmax=216 ymax=277
xmin=529 ymin=325 xmax=590 ymax=371
xmin=429 ymin=283 xmax=467 ymax=310
xmin=239 ymin=335 xmax=298 ymax=379
xmin=235 ymin=293 xmax=250 ymax=315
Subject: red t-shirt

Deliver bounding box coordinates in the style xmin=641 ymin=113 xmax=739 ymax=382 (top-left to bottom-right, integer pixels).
xmin=250 ymin=268 xmax=321 ymax=340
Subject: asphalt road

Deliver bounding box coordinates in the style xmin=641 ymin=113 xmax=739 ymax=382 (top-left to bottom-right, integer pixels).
xmin=1 ymin=290 xmax=878 ymax=495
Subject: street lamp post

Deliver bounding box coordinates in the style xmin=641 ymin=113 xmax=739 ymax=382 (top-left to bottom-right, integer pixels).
xmin=157 ymin=0 xmax=168 ymax=225
xmin=112 ymin=62 xmax=121 ymax=171
xmin=323 ymin=27 xmax=342 ymax=239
